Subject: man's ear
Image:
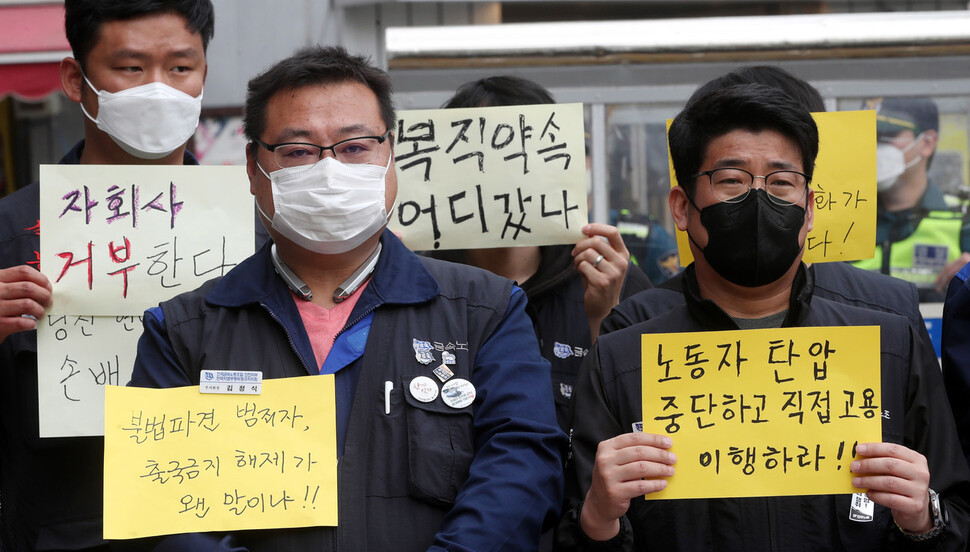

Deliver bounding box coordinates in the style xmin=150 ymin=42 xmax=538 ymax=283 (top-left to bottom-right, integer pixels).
xmin=246 ymin=143 xmax=259 ymax=195
xmin=60 ymin=57 xmax=84 ymax=103
xmin=805 ymin=188 xmax=815 ymax=233
xmin=919 ymin=129 xmax=939 ymax=158
xmin=669 ymin=186 xmax=690 ymax=231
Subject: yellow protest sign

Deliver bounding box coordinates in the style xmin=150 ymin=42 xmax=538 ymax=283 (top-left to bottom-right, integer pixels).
xmin=672 ymin=110 xmax=877 ymax=264
xmin=389 ymin=103 xmax=588 ymax=250
xmin=40 ymin=164 xmax=255 ymax=315
xmin=641 ymin=326 xmax=881 ymax=500
xmin=104 ymin=376 xmax=338 ymax=539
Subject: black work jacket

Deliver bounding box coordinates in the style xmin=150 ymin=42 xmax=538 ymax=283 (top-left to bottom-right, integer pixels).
xmin=559 ymin=265 xmax=970 ymax=551
xmin=431 ymin=245 xmax=651 ymax=433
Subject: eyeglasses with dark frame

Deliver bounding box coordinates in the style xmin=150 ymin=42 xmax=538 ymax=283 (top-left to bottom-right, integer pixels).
xmin=253 ymin=130 xmax=391 ymax=170
xmin=692 ymin=167 xmax=810 ymax=206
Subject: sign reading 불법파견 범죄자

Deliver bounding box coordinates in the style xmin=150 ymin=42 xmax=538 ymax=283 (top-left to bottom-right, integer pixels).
xmin=104 ymin=375 xmax=338 ymax=539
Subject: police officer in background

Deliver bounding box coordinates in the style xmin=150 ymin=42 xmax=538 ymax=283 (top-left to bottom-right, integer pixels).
xmin=854 ymin=97 xmax=970 ymax=302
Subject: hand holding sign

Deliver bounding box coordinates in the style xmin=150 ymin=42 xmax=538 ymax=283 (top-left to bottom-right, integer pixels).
xmin=0 ymin=265 xmax=52 ymax=342
xmin=572 ymin=223 xmax=631 ymax=340
xmin=580 ymin=432 xmax=677 ymax=541
xmin=851 ymin=442 xmax=933 ymax=533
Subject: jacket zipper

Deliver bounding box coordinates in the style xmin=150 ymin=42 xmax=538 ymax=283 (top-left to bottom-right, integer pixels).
xmin=332 ymin=304 xmax=379 ymax=344
xmin=263 ymin=302 xmax=346 ymax=550
xmin=259 ymin=302 xmax=314 ymax=375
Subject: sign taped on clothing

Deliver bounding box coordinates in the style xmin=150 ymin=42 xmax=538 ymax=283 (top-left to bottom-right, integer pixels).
xmin=104 ymin=375 xmax=338 ymax=539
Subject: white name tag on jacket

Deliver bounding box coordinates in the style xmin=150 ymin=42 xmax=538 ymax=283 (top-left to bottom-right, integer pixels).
xmin=199 ymin=370 xmax=263 ymax=395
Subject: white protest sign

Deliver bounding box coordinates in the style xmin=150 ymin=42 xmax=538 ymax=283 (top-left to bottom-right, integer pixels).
xmin=390 ymin=103 xmax=588 ymax=250
xmin=37 ymin=164 xmax=255 ymax=437
xmin=37 ymin=314 xmax=141 ymax=437
xmin=40 ymin=165 xmax=254 ymax=315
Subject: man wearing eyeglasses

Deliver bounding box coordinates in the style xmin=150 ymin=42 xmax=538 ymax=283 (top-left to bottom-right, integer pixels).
xmin=129 ymin=46 xmax=565 ymax=551
xmin=557 ymin=84 xmax=969 ymax=551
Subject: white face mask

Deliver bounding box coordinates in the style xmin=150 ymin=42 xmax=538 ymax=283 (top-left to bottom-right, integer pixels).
xmin=81 ymin=75 xmax=202 ymax=160
xmin=257 ymin=156 xmax=390 ymax=255
xmin=876 ymin=134 xmax=923 ymax=192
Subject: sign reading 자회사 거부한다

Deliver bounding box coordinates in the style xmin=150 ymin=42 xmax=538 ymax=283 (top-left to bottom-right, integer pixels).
xmin=37 ymin=164 xmax=255 ymax=438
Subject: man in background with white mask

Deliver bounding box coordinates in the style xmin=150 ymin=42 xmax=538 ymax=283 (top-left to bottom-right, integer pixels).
xmin=853 ymin=97 xmax=970 ymax=301
xmin=129 ymin=46 xmax=565 ymax=551
xmin=0 ymin=1 xmax=215 ymax=549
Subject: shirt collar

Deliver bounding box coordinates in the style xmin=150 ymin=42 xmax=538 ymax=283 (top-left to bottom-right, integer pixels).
xmin=206 ymin=229 xmax=439 ymax=310
xmin=682 ymin=262 xmax=814 ymax=329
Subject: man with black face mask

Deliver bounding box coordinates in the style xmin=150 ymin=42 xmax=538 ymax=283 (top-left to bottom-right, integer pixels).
xmin=602 ymin=65 xmax=931 ymax=360
xmin=556 ymin=84 xmax=970 ymax=551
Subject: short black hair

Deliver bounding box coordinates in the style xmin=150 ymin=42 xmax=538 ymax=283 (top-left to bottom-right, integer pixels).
xmin=243 ymin=46 xmax=395 ymax=144
xmin=65 ymin=0 xmax=215 ymax=68
xmin=690 ymin=66 xmax=825 ymax=113
xmin=668 ymin=83 xmax=819 ymax=196
xmin=443 ymin=75 xmax=555 ymax=108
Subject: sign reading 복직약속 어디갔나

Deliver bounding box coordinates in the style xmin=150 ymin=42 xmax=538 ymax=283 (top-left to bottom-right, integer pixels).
xmin=641 ymin=325 xmax=881 ymax=500
xmin=389 ymin=103 xmax=588 ymax=251
xmin=104 ymin=375 xmax=338 ymax=539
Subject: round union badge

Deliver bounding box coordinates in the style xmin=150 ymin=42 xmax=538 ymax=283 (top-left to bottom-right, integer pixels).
xmin=409 ymin=376 xmax=439 ymax=403
xmin=441 ymin=378 xmax=476 ymax=409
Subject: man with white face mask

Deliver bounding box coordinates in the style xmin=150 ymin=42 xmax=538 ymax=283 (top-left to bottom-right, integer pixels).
xmin=853 ymin=97 xmax=970 ymax=302
xmin=0 ymin=1 xmax=218 ymax=549
xmin=129 ymin=46 xmax=565 ymax=551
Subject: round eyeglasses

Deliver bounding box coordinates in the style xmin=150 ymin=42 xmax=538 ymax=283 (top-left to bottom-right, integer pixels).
xmin=692 ymin=167 xmax=809 ymax=205
xmin=253 ymin=130 xmax=390 ymax=169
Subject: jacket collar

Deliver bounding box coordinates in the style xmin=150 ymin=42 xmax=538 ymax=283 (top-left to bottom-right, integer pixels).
xmin=59 ymin=139 xmax=200 ymax=166
xmin=206 ymin=229 xmax=440 ymax=310
xmin=919 ymin=181 xmax=951 ymax=211
xmin=682 ymin=262 xmax=815 ymax=329
xmin=430 ymin=244 xmax=573 ymax=300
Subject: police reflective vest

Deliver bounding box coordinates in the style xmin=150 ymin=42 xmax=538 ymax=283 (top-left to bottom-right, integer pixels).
xmin=853 ymin=208 xmax=963 ymax=288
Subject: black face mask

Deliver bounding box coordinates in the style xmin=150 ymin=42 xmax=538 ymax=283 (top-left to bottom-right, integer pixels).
xmin=687 ymin=188 xmax=806 ymax=287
